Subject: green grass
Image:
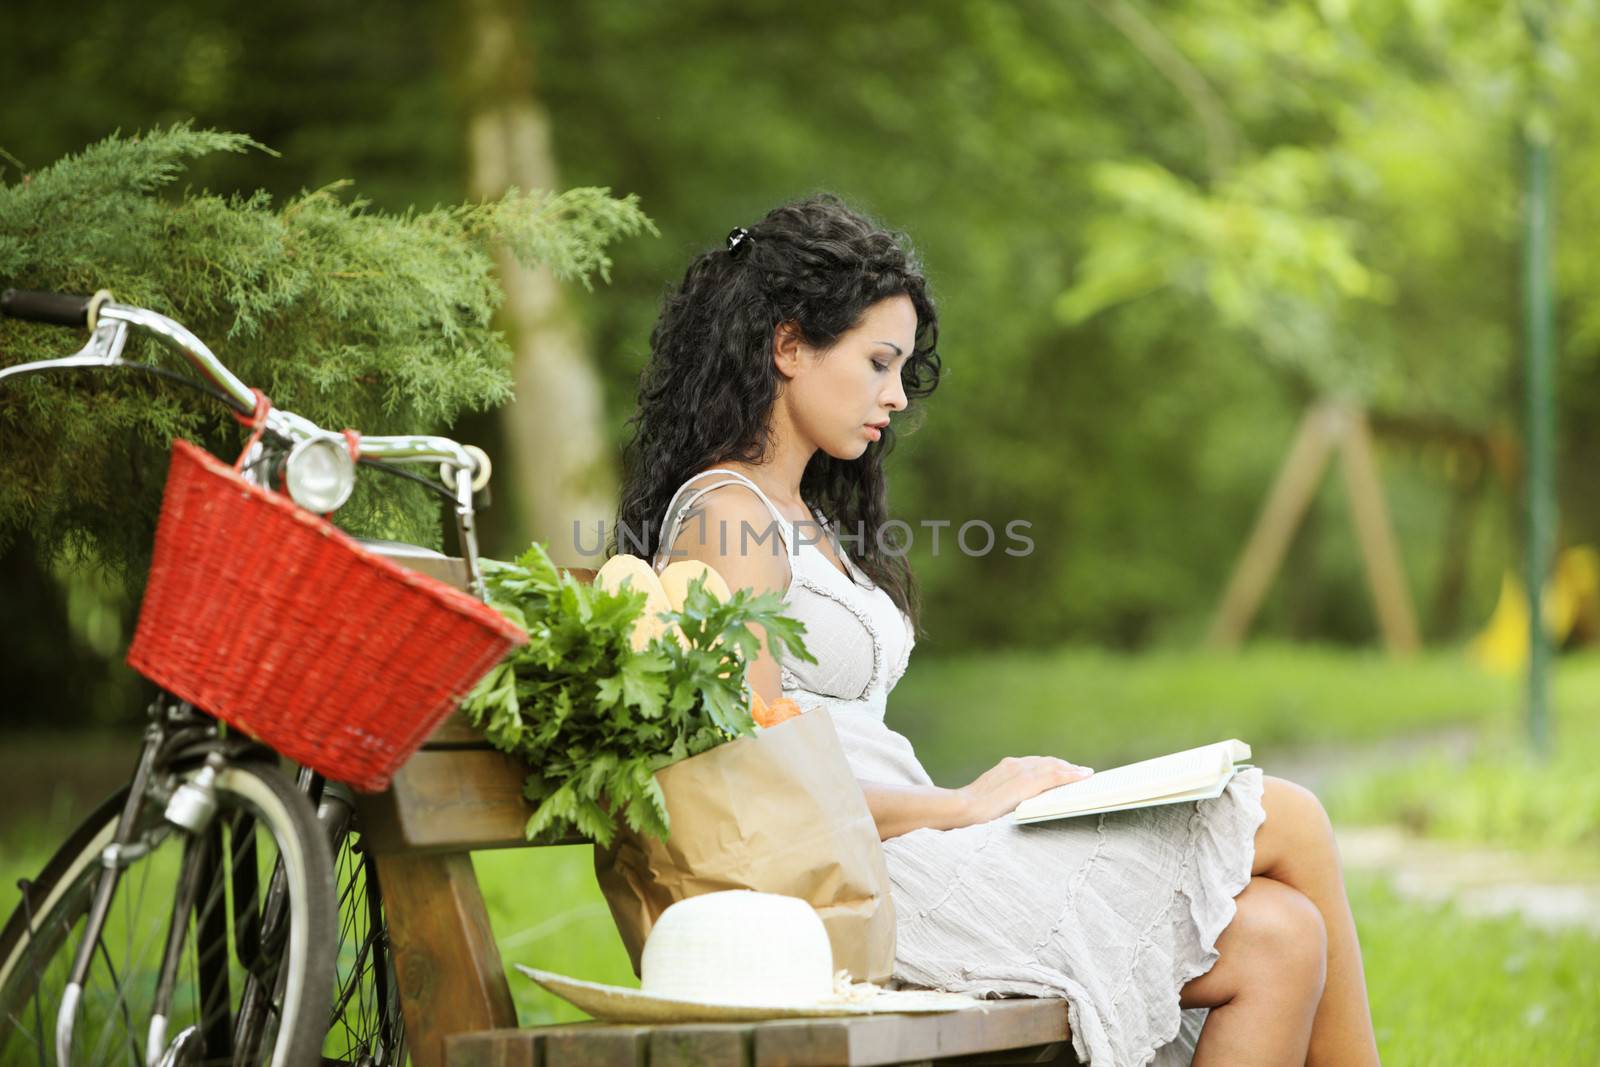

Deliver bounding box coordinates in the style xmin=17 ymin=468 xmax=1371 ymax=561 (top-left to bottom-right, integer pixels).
xmin=1351 ymin=872 xmax=1600 ymax=1063
xmin=892 ymin=641 xmax=1519 ymax=784
xmin=473 ymin=845 xmax=639 ymax=1026
xmin=1327 ymin=653 xmax=1600 ymax=849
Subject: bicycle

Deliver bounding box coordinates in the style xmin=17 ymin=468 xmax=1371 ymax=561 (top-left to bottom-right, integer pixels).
xmin=0 ymin=288 xmax=512 ymax=1066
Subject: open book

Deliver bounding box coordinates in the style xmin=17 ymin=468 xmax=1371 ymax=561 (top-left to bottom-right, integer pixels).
xmin=1011 ymin=739 xmax=1254 ymax=825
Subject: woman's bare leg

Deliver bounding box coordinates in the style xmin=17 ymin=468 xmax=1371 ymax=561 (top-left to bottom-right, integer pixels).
xmin=1254 ymin=775 xmax=1382 ymax=1066
xmin=1181 ymin=875 xmax=1327 ymax=1065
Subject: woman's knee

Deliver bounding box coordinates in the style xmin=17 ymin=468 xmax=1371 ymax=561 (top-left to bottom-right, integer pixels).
xmin=1257 ymin=775 xmax=1337 ymax=874
xmin=1179 ymin=877 xmax=1327 ymax=1010
xmin=1229 ymin=876 xmax=1329 ymax=994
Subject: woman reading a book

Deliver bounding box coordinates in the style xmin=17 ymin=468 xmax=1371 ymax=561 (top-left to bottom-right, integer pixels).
xmin=615 ymin=195 xmax=1381 ymax=1067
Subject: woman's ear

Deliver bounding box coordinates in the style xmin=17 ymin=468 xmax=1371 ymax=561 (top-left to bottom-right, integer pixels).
xmin=772 ymin=320 xmax=806 ymax=380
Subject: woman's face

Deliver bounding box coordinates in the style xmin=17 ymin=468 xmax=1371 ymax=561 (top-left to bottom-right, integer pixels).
xmin=779 ymin=294 xmax=916 ymax=460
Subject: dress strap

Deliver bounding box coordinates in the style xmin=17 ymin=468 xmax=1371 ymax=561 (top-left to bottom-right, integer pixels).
xmin=654 ymin=468 xmax=799 ymax=573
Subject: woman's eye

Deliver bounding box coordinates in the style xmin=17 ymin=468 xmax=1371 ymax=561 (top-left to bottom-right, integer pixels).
xmin=872 ymin=361 xmax=890 ymax=373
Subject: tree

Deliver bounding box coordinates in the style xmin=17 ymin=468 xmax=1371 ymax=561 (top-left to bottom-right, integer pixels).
xmin=453 ymin=0 xmax=650 ymax=566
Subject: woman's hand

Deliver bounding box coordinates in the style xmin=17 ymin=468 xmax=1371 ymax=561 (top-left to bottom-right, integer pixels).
xmin=957 ymin=756 xmax=1095 ymax=826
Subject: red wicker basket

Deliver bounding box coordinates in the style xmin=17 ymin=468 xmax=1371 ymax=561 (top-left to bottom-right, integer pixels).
xmin=127 ymin=438 xmax=528 ymax=792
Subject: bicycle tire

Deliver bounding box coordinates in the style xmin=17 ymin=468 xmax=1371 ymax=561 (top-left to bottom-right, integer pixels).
xmin=0 ymin=762 xmax=337 ymax=1067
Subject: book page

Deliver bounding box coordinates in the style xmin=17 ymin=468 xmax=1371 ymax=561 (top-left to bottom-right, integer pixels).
xmin=1013 ymin=739 xmax=1251 ymax=821
xmin=1014 ymin=772 xmax=1243 ymax=824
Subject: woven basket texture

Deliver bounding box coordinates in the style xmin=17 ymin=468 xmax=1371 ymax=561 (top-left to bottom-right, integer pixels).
xmin=127 ymin=439 xmax=526 ymax=791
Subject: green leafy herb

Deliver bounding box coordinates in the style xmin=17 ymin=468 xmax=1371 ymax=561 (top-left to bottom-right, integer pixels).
xmin=459 ymin=542 xmax=817 ymax=847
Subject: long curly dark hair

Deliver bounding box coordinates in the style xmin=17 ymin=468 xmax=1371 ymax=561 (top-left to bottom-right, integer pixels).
xmin=612 ymin=193 xmax=942 ymax=632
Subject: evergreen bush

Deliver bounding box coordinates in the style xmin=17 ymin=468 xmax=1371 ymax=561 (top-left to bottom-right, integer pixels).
xmin=0 ymin=124 xmax=652 ymax=582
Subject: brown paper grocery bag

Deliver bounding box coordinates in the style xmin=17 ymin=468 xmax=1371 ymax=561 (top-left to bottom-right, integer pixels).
xmin=593 ymin=708 xmax=896 ymax=983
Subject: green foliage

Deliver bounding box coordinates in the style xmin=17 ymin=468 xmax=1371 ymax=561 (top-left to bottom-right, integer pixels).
xmin=528 ymin=0 xmax=1600 ymax=648
xmin=1052 ymin=1 xmax=1534 ymax=420
xmin=1328 ymin=652 xmax=1600 ymax=850
xmin=458 ymin=542 xmax=816 ymax=848
xmin=1334 ymin=749 xmax=1600 ymax=849
xmin=0 ymin=125 xmax=651 ymax=580
xmin=1058 ymin=151 xmax=1389 ymax=394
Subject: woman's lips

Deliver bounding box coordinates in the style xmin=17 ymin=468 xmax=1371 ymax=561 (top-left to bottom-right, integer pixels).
xmin=864 ymin=424 xmax=883 ymax=441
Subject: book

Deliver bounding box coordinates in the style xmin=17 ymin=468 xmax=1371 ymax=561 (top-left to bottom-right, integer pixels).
xmin=1011 ymin=739 xmax=1254 ymax=825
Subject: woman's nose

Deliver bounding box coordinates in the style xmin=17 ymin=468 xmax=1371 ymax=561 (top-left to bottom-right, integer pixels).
xmin=883 ymin=377 xmax=908 ymax=411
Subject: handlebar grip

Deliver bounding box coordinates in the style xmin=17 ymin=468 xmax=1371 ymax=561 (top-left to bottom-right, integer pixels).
xmin=0 ymin=289 xmax=94 ymax=326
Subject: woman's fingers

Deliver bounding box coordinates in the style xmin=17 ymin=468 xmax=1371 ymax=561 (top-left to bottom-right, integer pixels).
xmin=1050 ymin=756 xmax=1094 ymax=780
xmin=1023 ymin=757 xmax=1093 ymax=792
xmin=1021 ymin=759 xmax=1092 ymax=801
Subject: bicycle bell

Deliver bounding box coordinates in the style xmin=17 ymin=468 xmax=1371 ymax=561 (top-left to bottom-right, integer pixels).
xmin=285 ymin=434 xmax=357 ymax=514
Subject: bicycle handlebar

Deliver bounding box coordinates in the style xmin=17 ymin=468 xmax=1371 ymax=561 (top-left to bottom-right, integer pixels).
xmin=1 ymin=289 xmax=486 ymax=476
xmin=1 ymin=288 xmax=95 ymax=326
xmin=2 ymin=288 xmax=494 ymax=595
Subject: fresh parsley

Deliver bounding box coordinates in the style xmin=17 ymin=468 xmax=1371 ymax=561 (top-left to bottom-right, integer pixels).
xmin=459 ymin=542 xmax=816 ymax=847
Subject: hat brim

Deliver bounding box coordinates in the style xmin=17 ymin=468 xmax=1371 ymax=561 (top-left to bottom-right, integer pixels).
xmin=515 ymin=966 xmax=981 ymax=1023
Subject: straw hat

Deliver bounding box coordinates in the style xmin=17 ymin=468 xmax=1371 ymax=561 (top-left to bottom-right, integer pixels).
xmin=516 ymin=890 xmax=980 ymax=1023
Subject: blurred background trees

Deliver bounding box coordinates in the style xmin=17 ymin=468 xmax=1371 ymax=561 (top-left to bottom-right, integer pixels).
xmin=4 ymin=0 xmax=1598 ymax=723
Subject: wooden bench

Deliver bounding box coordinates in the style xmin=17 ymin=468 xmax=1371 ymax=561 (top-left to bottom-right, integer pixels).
xmin=356 ymin=548 xmax=1076 ymax=1067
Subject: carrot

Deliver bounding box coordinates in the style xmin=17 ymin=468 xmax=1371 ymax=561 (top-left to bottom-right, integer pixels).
xmin=752 ymin=696 xmax=804 ymax=728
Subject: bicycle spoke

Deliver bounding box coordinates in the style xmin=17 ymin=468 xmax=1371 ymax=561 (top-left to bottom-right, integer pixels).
xmin=329 ymin=837 xmax=384 ymax=1058
xmin=184 ymin=913 xmax=201 ymax=1063
xmin=92 ymin=927 xmax=140 ymax=1062
xmin=336 ymin=854 xmax=365 ymax=913
xmin=85 ymin=858 xmax=174 ymax=1067
xmin=18 ymin=881 xmax=52 ymax=1067
xmin=328 ymin=933 xmax=372 ymax=1020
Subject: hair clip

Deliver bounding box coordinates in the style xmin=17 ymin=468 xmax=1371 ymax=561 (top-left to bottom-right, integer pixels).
xmin=726 ymin=227 xmax=752 ymax=258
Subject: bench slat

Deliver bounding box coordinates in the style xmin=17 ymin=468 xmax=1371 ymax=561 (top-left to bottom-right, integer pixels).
xmin=425 ymin=709 xmax=497 ymax=748
xmin=941 ymin=1043 xmax=1077 ymax=1066
xmin=548 ymin=1025 xmax=651 ymax=1067
xmin=651 ymin=1024 xmax=753 ymax=1067
xmin=358 ymin=749 xmax=589 ymax=854
xmin=448 ymin=1023 xmax=649 ymax=1067
xmin=446 ymin=1001 xmax=1072 ymax=1067
xmin=754 ymin=1001 xmax=1069 ymax=1067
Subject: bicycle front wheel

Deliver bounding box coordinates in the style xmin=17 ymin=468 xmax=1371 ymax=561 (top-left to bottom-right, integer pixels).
xmin=0 ymin=762 xmax=336 ymax=1067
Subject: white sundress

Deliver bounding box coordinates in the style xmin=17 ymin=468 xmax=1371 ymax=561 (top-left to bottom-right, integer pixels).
xmin=652 ymin=469 xmax=1268 ymax=1067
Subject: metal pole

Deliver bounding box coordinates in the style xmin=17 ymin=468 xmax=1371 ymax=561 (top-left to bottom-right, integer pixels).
xmin=1522 ymin=3 xmax=1556 ymax=758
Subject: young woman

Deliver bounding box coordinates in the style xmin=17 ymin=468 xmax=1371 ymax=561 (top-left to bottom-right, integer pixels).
xmin=613 ymin=195 xmax=1381 ymax=1067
